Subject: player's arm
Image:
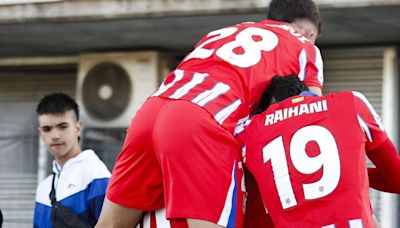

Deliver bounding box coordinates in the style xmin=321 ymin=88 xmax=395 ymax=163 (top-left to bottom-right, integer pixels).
xmin=308 ymin=86 xmax=322 ymax=96
xmin=300 ymin=45 xmax=323 ymax=96
xmin=95 ymin=198 xmax=144 ymax=228
xmin=366 ymin=138 xmax=400 ymax=193
xmin=352 ymin=91 xmax=400 ymax=193
xmin=187 ymin=219 xmax=225 ymax=228
xmin=373 ymin=214 xmax=381 ymax=228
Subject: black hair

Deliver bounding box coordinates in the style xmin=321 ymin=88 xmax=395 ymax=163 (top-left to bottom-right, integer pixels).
xmin=267 ymin=0 xmax=322 ymax=34
xmin=0 ymin=208 xmax=3 ymax=228
xmin=255 ymin=75 xmax=308 ymax=114
xmin=36 ymin=92 xmax=79 ymax=120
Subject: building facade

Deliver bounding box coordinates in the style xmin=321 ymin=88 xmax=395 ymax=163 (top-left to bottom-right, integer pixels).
xmin=0 ymin=0 xmax=399 ymax=227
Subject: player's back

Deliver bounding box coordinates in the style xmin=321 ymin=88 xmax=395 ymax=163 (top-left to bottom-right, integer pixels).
xmin=244 ymin=91 xmax=374 ymax=228
xmin=153 ymin=19 xmax=323 ymax=133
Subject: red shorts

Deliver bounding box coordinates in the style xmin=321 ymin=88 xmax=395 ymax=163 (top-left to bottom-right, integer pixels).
xmin=107 ymin=97 xmax=245 ymax=227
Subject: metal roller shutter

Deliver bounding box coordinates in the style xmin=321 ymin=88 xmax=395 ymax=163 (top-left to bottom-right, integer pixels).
xmin=323 ymin=47 xmax=384 ymax=114
xmin=322 ymin=47 xmax=385 ymax=220
xmin=0 ymin=64 xmax=77 ymax=102
xmin=0 ymin=64 xmax=76 ymax=227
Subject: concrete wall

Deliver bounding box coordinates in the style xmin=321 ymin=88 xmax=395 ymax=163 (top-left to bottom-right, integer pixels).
xmin=0 ymin=0 xmax=399 ymax=23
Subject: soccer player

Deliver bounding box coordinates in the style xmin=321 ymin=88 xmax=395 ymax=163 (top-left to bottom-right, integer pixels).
xmin=96 ymin=0 xmax=324 ymax=227
xmin=240 ymin=76 xmax=400 ymax=227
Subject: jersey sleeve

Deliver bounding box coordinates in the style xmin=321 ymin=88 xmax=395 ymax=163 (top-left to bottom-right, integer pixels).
xmin=298 ymin=44 xmax=324 ymax=89
xmin=87 ymin=178 xmax=110 ymax=221
xmin=352 ymin=91 xmax=388 ymax=150
xmin=86 ymin=160 xmax=111 ymax=221
xmin=367 ymin=138 xmax=400 ymax=193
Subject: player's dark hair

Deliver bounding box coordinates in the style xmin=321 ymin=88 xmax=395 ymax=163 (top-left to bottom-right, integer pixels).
xmin=267 ymin=0 xmax=322 ymax=34
xmin=255 ymin=75 xmax=308 ymax=114
xmin=36 ymin=92 xmax=79 ymax=121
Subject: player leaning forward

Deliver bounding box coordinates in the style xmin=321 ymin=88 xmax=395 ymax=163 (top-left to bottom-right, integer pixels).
xmin=96 ymin=0 xmax=324 ymax=227
xmin=239 ymin=76 xmax=400 ymax=227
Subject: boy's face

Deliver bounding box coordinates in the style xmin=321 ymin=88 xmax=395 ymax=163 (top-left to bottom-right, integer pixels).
xmin=38 ymin=110 xmax=81 ymax=163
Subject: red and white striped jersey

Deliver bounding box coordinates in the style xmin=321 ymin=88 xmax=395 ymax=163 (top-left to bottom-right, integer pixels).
xmin=242 ymin=91 xmax=387 ymax=228
xmin=136 ymin=208 xmax=188 ymax=228
xmin=153 ymin=20 xmax=323 ymax=133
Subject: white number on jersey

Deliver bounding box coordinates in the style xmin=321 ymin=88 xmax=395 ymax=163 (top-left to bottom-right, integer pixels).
xmin=184 ymin=27 xmax=279 ymax=68
xmin=184 ymin=27 xmax=238 ymax=62
xmin=263 ymin=125 xmax=341 ymax=209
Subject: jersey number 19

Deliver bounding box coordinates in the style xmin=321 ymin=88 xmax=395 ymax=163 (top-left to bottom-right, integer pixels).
xmin=263 ymin=125 xmax=341 ymax=209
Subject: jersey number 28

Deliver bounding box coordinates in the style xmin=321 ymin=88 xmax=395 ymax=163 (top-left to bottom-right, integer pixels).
xmin=184 ymin=26 xmax=279 ymax=68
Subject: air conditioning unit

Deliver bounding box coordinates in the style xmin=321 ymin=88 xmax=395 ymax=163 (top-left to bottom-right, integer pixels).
xmin=76 ymin=51 xmax=172 ymax=128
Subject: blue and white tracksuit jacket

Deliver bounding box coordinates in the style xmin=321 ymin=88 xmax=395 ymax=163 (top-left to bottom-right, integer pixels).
xmin=33 ymin=149 xmax=111 ymax=228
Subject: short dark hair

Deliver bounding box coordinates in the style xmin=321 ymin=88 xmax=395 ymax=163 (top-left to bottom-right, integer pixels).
xmin=36 ymin=92 xmax=79 ymax=120
xmin=255 ymin=75 xmax=308 ymax=114
xmin=267 ymin=0 xmax=322 ymax=34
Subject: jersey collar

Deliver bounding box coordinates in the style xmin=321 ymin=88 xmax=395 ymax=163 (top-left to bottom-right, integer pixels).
xmin=299 ymin=91 xmax=319 ymax=97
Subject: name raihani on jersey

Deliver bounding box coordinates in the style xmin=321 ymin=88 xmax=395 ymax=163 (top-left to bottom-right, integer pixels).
xmin=265 ymin=100 xmax=328 ymax=126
